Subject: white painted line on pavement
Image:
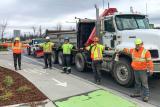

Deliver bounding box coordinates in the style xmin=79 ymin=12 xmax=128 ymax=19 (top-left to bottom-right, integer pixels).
xmin=33 ymin=68 xmax=48 ymax=75
xmin=52 ymin=78 xmax=67 ymax=87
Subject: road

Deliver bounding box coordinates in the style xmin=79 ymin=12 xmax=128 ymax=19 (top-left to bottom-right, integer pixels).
xmin=24 ymin=54 xmax=160 ymax=107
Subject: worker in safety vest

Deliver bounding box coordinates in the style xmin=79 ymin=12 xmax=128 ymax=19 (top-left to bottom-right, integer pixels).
xmin=123 ymin=38 xmax=154 ymax=102
xmin=61 ymin=36 xmax=73 ymax=74
xmin=0 ymin=37 xmax=28 ymax=70
xmin=39 ymin=36 xmax=54 ymax=69
xmin=85 ymin=36 xmax=105 ymax=84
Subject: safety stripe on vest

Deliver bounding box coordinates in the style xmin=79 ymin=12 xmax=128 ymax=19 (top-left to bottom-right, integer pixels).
xmin=132 ymin=49 xmax=147 ymax=62
xmin=91 ymin=45 xmax=103 ymax=60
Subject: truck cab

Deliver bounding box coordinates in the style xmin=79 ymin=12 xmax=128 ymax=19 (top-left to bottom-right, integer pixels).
xmin=99 ymin=12 xmax=160 ymax=86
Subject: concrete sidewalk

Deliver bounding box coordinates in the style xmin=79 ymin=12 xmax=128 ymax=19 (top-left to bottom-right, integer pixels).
xmin=0 ymin=52 xmax=156 ymax=107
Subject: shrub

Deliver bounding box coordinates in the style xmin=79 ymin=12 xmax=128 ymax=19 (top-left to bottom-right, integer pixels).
xmin=16 ymin=85 xmax=31 ymax=93
xmin=3 ymin=76 xmax=14 ymax=87
xmin=0 ymin=91 xmax=13 ymax=101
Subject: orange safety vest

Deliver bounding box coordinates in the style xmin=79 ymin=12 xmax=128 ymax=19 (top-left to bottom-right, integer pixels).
xmin=126 ymin=47 xmax=154 ymax=71
xmin=12 ymin=42 xmax=23 ymax=54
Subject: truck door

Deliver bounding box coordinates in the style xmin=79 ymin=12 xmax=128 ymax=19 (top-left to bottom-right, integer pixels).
xmin=102 ymin=17 xmax=116 ymax=48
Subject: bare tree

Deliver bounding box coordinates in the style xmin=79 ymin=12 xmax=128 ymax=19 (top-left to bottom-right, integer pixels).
xmin=39 ymin=25 xmax=42 ymax=36
xmin=0 ymin=20 xmax=8 ymax=42
xmin=32 ymin=26 xmax=36 ymax=36
xmin=56 ymin=23 xmax=62 ymax=31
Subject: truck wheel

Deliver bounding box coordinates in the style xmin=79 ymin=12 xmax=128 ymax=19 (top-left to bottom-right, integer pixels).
xmin=58 ymin=51 xmax=64 ymax=66
xmin=52 ymin=51 xmax=57 ymax=64
xmin=27 ymin=47 xmax=31 ymax=55
xmin=75 ymin=53 xmax=86 ymax=72
xmin=113 ymin=58 xmax=134 ymax=87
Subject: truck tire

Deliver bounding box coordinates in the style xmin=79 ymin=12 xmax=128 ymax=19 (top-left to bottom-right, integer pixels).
xmin=58 ymin=51 xmax=64 ymax=66
xmin=27 ymin=47 xmax=31 ymax=55
xmin=52 ymin=51 xmax=57 ymax=64
xmin=113 ymin=58 xmax=134 ymax=87
xmin=75 ymin=53 xmax=86 ymax=72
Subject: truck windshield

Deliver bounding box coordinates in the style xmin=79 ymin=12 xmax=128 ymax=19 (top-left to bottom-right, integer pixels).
xmin=115 ymin=15 xmax=150 ymax=30
xmin=33 ymin=40 xmax=44 ymax=44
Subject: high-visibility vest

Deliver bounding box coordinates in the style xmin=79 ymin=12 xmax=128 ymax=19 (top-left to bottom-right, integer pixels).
xmin=62 ymin=43 xmax=73 ymax=54
xmin=12 ymin=42 xmax=22 ymax=54
xmin=41 ymin=42 xmax=54 ymax=53
xmin=129 ymin=47 xmax=154 ymax=71
xmin=87 ymin=43 xmax=104 ymax=61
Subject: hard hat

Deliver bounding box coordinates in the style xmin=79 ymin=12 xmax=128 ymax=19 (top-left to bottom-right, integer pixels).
xmin=15 ymin=37 xmax=20 ymax=41
xmin=64 ymin=36 xmax=69 ymax=40
xmin=135 ymin=38 xmax=142 ymax=45
xmin=45 ymin=36 xmax=50 ymax=40
xmin=93 ymin=36 xmax=99 ymax=42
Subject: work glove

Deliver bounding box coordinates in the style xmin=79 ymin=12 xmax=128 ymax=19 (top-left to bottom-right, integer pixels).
xmin=147 ymin=70 xmax=153 ymax=76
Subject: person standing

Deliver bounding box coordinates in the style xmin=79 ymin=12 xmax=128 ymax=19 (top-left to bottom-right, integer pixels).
xmin=85 ymin=36 xmax=105 ymax=84
xmin=124 ymin=38 xmax=154 ymax=102
xmin=0 ymin=37 xmax=28 ymax=70
xmin=40 ymin=36 xmax=54 ymax=69
xmin=61 ymin=36 xmax=73 ymax=74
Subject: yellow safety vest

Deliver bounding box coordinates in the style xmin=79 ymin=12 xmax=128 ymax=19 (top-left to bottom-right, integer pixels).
xmin=62 ymin=43 xmax=73 ymax=54
xmin=41 ymin=42 xmax=54 ymax=53
xmin=87 ymin=43 xmax=104 ymax=60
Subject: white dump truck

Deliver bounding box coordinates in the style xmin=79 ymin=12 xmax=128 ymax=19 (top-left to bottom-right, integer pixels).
xmin=47 ymin=8 xmax=160 ymax=87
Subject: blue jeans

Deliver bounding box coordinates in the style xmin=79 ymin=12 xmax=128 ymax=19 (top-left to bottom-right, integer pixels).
xmin=134 ymin=71 xmax=150 ymax=97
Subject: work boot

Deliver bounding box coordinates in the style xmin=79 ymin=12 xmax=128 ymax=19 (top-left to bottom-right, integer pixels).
xmin=143 ymin=96 xmax=149 ymax=102
xmin=130 ymin=93 xmax=141 ymax=98
xmin=43 ymin=67 xmax=48 ymax=69
xmin=66 ymin=68 xmax=71 ymax=74
xmin=19 ymin=66 xmax=21 ymax=70
xmin=15 ymin=67 xmax=17 ymax=71
xmin=61 ymin=67 xmax=67 ymax=73
xmin=96 ymin=79 xmax=101 ymax=85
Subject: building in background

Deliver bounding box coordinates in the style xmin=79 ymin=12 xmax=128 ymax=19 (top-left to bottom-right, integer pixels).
xmin=13 ymin=30 xmax=21 ymax=37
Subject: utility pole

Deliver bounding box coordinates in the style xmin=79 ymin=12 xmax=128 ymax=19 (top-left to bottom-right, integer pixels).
xmin=95 ymin=5 xmax=100 ymax=36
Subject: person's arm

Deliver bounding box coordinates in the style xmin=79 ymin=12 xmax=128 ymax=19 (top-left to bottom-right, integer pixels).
xmin=22 ymin=43 xmax=29 ymax=48
xmin=38 ymin=43 xmax=44 ymax=47
xmin=123 ymin=48 xmax=133 ymax=54
xmin=85 ymin=45 xmax=91 ymax=51
xmin=51 ymin=43 xmax=55 ymax=47
xmin=145 ymin=51 xmax=154 ymax=75
xmin=0 ymin=43 xmax=12 ymax=47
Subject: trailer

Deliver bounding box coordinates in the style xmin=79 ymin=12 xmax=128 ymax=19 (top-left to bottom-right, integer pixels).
xmin=47 ymin=8 xmax=160 ymax=87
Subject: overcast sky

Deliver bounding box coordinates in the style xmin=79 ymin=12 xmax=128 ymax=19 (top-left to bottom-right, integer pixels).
xmin=0 ymin=0 xmax=160 ymax=36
